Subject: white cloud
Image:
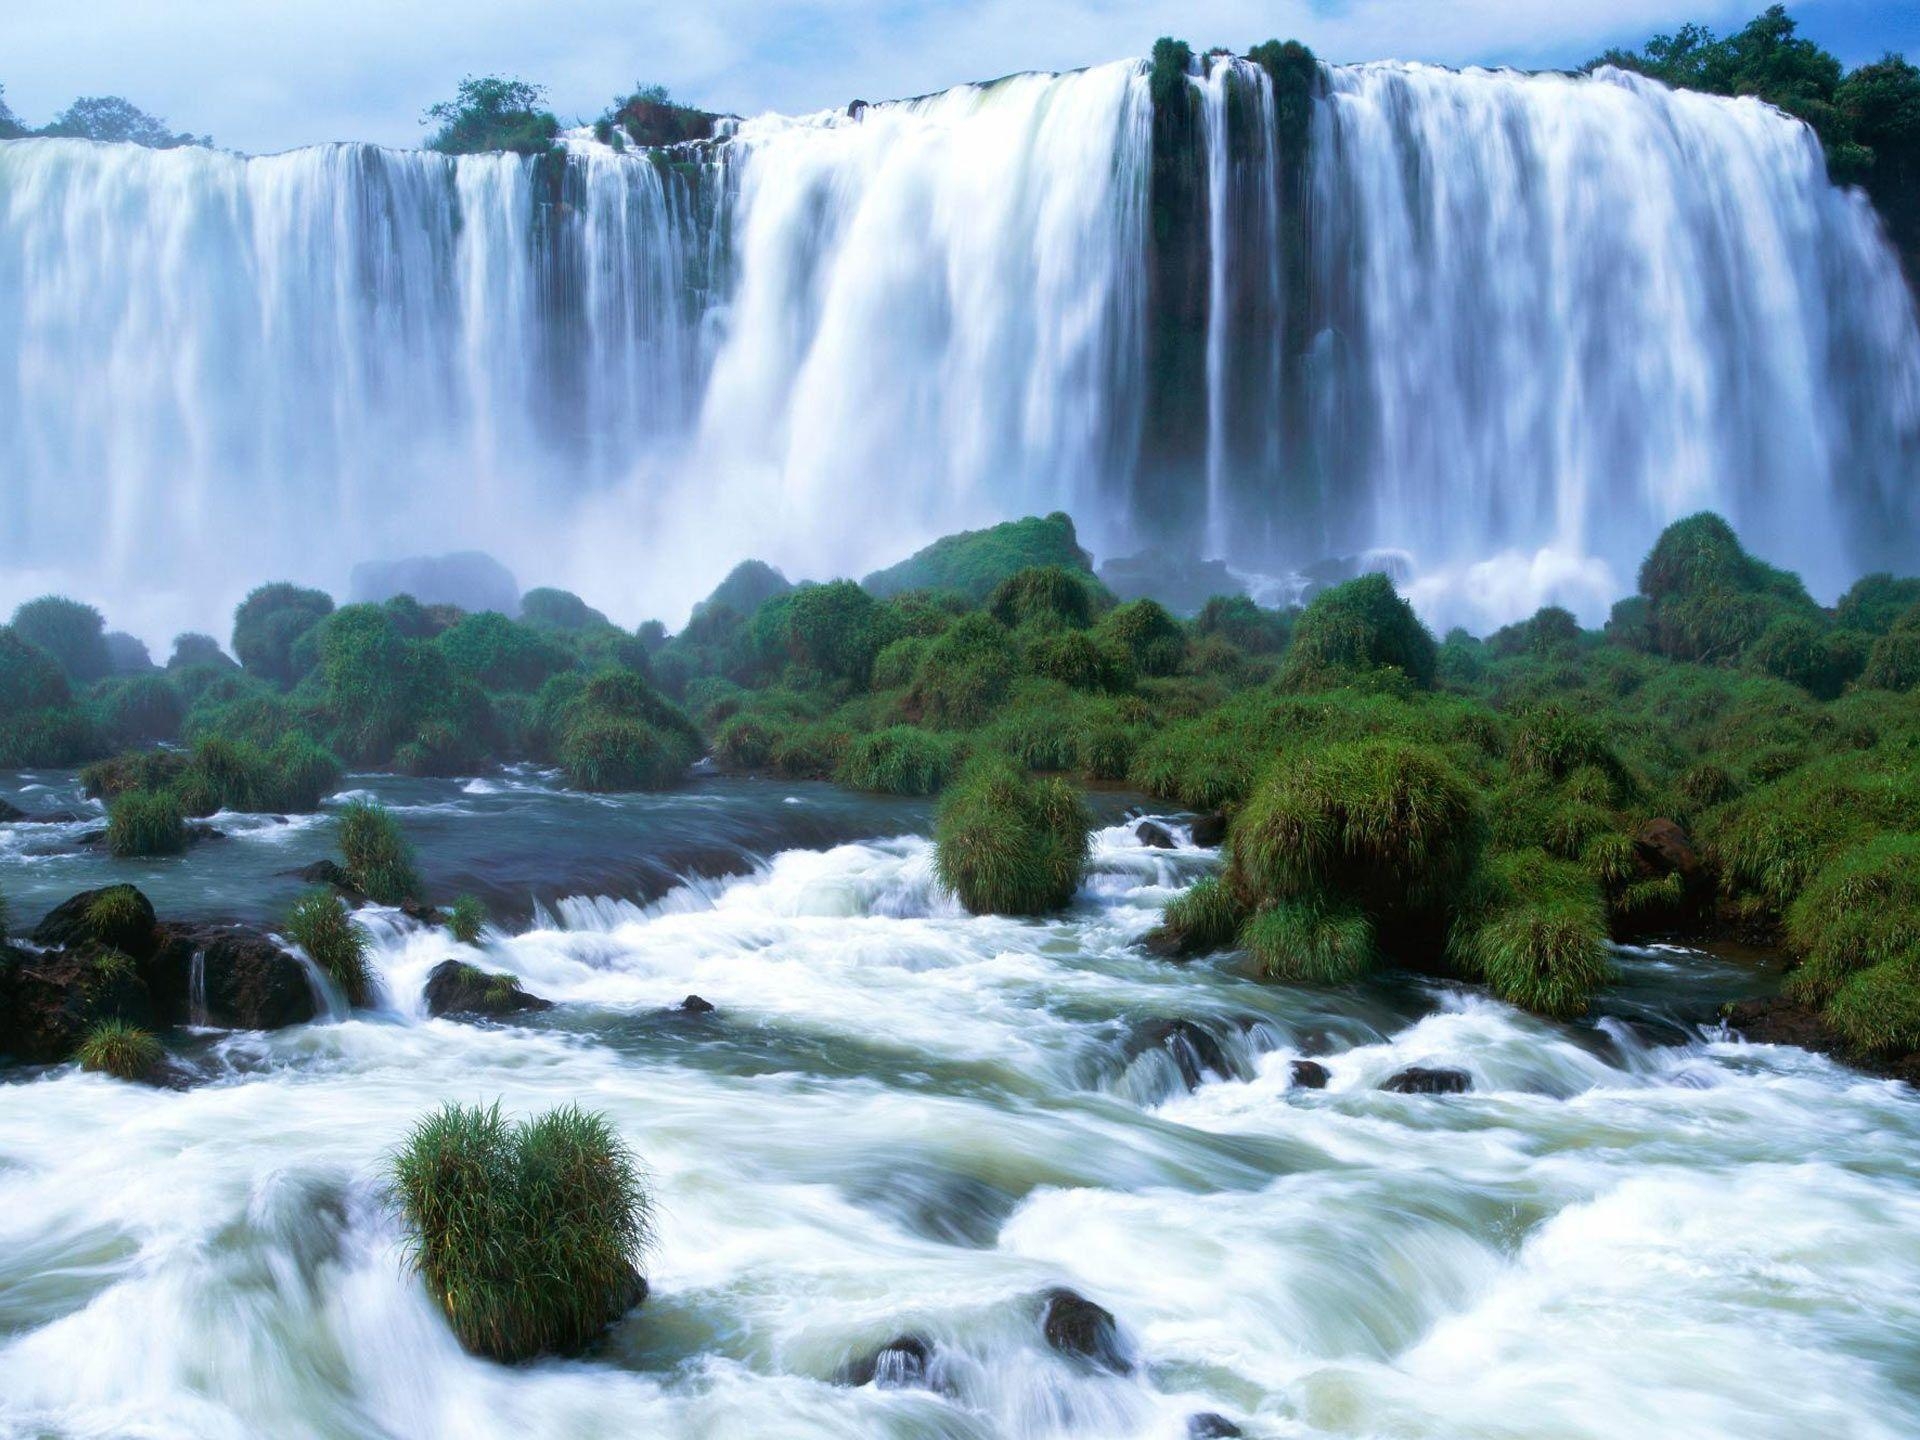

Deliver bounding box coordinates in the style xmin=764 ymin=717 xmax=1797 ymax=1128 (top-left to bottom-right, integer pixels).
xmin=1 ymin=0 xmax=1910 ymax=155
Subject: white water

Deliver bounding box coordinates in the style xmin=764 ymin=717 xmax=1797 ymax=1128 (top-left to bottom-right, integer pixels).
xmin=0 ymin=57 xmax=1916 ymax=641
xmin=3 ymin=823 xmax=1919 ymax=1438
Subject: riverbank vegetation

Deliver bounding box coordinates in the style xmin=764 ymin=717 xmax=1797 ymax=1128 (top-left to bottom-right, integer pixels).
xmin=3 ymin=507 xmax=1917 ymax=1052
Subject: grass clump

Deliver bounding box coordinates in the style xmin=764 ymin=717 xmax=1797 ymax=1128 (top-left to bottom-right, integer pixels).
xmin=106 ymin=789 xmax=188 ymax=858
xmin=835 ymin=726 xmax=960 ymax=796
xmin=934 ymin=756 xmax=1090 ymax=916
xmin=337 ymin=800 xmax=422 ymax=904
xmin=75 ymin=1020 xmax=163 ymax=1081
xmin=1152 ymin=874 xmax=1247 ymax=958
xmin=447 ymin=894 xmax=489 ymax=946
xmin=286 ymin=888 xmax=372 ymax=1006
xmin=1280 ymin=575 xmax=1437 ymax=690
xmin=1449 ymin=850 xmax=1615 ymax=1018
xmin=389 ymin=1101 xmax=653 ymax=1363
xmin=1242 ymin=898 xmax=1375 ymax=983
xmin=863 ymin=512 xmax=1092 ymax=602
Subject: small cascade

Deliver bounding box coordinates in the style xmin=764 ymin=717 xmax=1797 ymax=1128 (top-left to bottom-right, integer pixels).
xmin=187 ymin=949 xmax=208 ymax=1028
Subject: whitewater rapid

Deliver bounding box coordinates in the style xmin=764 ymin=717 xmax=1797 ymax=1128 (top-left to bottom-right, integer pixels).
xmin=2 ymin=793 xmax=1917 ymax=1439
xmin=2 ymin=55 xmax=1915 ymax=641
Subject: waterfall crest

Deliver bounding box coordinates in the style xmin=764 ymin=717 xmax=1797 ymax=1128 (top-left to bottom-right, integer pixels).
xmin=0 ymin=55 xmax=1913 ymax=638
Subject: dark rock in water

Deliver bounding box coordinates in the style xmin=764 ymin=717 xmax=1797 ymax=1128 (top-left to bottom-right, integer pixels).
xmin=1139 ymin=925 xmax=1190 ymax=961
xmin=679 ymin=994 xmax=716 ymax=1014
xmin=1382 ymin=1065 xmax=1471 ymax=1095
xmin=16 ymin=808 xmax=91 ymax=825
xmin=0 ymin=942 xmax=158 ymax=1062
xmin=1130 ymin=1018 xmax=1230 ymax=1091
xmin=1041 ymin=1288 xmax=1132 ymax=1374
xmin=842 ymin=1334 xmax=931 ymax=1389
xmin=0 ymin=799 xmax=26 ymax=822
xmin=1290 ymin=1059 xmax=1330 ymax=1089
xmin=1135 ymin=820 xmax=1177 ymax=850
xmin=399 ymin=897 xmax=445 ymax=926
xmin=1187 ymin=1415 xmax=1244 ymax=1439
xmin=423 ymin=960 xmax=552 ymax=1019
xmin=349 ymin=551 xmax=519 ymax=616
xmin=150 ymin=922 xmax=318 ymax=1030
xmin=1633 ymin=817 xmax=1700 ymax=879
xmin=1188 ymin=812 xmax=1227 ymax=848
xmin=1725 ymin=996 xmax=1920 ymax=1085
xmin=34 ymin=885 xmax=159 ymax=960
xmin=293 ymin=860 xmax=361 ymax=895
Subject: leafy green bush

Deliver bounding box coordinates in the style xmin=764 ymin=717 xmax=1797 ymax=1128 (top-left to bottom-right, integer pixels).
xmin=337 ymin=800 xmax=422 ymax=904
xmin=10 ymin=596 xmax=111 ymax=682
xmin=1023 ymin=629 xmax=1133 ymax=692
xmin=988 ymin=566 xmax=1102 ymax=631
xmin=836 ymin=727 xmax=960 ymax=795
xmin=1280 ymin=575 xmax=1437 ymax=690
xmin=1194 ymin=595 xmax=1291 ymax=654
xmin=390 ymin=1101 xmax=652 ymax=1362
xmin=437 ymin=612 xmax=575 ymax=692
xmin=693 ymin=560 xmax=791 ymax=622
xmin=765 ymin=581 xmax=896 ymax=684
xmin=106 ymin=789 xmax=187 ymax=858
xmin=0 ymin=626 xmax=98 ymax=765
xmin=909 ymin=614 xmax=1018 ymax=728
xmin=286 ymin=888 xmax=372 ymax=1006
xmin=1859 ymin=622 xmax=1920 ymax=693
xmin=934 ymin=756 xmax=1090 ymax=915
xmin=1097 ymin=598 xmax=1186 ymax=675
xmin=232 ymin=583 xmax=333 ymax=684
xmin=1836 ymin=574 xmax=1920 ymax=636
xmin=544 ymin=669 xmax=701 ymax=791
xmin=423 ymin=75 xmax=560 ymax=156
xmin=87 ymin=675 xmax=184 ymax=747
xmin=75 ymin=1020 xmax=163 ymax=1081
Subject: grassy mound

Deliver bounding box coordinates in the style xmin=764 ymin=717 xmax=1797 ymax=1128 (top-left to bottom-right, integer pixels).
xmin=1280 ymin=575 xmax=1437 ymax=690
xmin=934 ymin=757 xmax=1090 ymax=915
xmin=286 ymin=888 xmax=372 ymax=1006
xmin=337 ymin=800 xmax=422 ymax=904
xmin=75 ymin=1020 xmax=163 ymax=1081
xmin=106 ymin=789 xmax=188 ymax=858
xmin=1242 ymin=898 xmax=1375 ymax=983
xmin=1449 ymin=849 xmax=1615 ymax=1018
xmin=862 ymin=511 xmax=1092 ymax=601
xmin=835 ymin=726 xmax=961 ymax=795
xmin=390 ymin=1102 xmax=653 ymax=1362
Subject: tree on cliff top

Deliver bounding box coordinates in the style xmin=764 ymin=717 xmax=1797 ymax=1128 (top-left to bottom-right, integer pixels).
xmin=423 ymin=75 xmax=559 ymax=156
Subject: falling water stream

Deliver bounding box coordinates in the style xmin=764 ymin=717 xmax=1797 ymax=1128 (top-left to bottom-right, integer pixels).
xmin=2 ymin=774 xmax=1918 ymax=1438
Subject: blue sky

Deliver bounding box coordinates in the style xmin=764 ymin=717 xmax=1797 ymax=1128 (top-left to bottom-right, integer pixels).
xmin=3 ymin=0 xmax=1916 ymax=155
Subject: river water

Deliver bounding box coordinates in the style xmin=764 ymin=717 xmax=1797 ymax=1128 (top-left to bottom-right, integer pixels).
xmin=2 ymin=774 xmax=1917 ymax=1438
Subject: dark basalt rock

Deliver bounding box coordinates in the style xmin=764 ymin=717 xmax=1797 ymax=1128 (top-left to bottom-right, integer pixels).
xmin=399 ymin=898 xmax=445 ymax=926
xmin=0 ymin=943 xmax=158 ymax=1062
xmin=150 ymin=922 xmax=318 ymax=1030
xmin=1725 ymin=996 xmax=1920 ymax=1085
xmin=1382 ymin=1065 xmax=1471 ymax=1095
xmin=0 ymin=799 xmax=26 ymax=822
xmin=1188 ymin=812 xmax=1227 ymax=848
xmin=842 ymin=1334 xmax=931 ymax=1389
xmin=33 ymin=885 xmax=159 ymax=959
xmin=1633 ymin=818 xmax=1700 ymax=879
xmin=423 ymin=960 xmax=552 ymax=1019
xmin=1130 ymin=1018 xmax=1230 ymax=1091
xmin=1135 ymin=820 xmax=1178 ymax=850
xmin=1187 ymin=1415 xmax=1244 ymax=1439
xmin=679 ymin=994 xmax=716 ymax=1014
xmin=1041 ymin=1288 xmax=1132 ymax=1374
xmin=14 ymin=808 xmax=91 ymax=826
xmin=1290 ymin=1058 xmax=1330 ymax=1089
xmin=293 ymin=859 xmax=358 ymax=892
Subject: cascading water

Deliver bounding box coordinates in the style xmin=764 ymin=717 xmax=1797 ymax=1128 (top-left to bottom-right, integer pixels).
xmin=0 ymin=55 xmax=1914 ymax=640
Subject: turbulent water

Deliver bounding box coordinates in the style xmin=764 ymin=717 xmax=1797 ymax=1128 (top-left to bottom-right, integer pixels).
xmin=1 ymin=56 xmax=1917 ymax=638
xmin=3 ymin=775 xmax=1920 ymax=1438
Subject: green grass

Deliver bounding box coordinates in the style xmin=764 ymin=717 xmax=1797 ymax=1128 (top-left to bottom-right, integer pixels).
xmin=1449 ymin=850 xmax=1615 ymax=1018
xmin=390 ymin=1102 xmax=653 ymax=1362
xmin=286 ymin=888 xmax=372 ymax=1006
xmin=1241 ymin=898 xmax=1376 ymax=983
xmin=835 ymin=726 xmax=960 ymax=795
xmin=447 ymin=894 xmax=489 ymax=946
xmin=75 ymin=1020 xmax=163 ymax=1081
xmin=106 ymin=789 xmax=187 ymax=858
xmin=1280 ymin=575 xmax=1437 ymax=690
xmin=337 ymin=800 xmax=422 ymax=905
xmin=934 ymin=756 xmax=1090 ymax=916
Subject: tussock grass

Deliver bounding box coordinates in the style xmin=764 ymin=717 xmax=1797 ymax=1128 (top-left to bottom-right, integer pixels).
xmin=106 ymin=789 xmax=187 ymax=858
xmin=447 ymin=895 xmax=489 ymax=946
xmin=1449 ymin=850 xmax=1614 ymax=1018
xmin=1242 ymin=898 xmax=1375 ymax=983
xmin=75 ymin=1019 xmax=163 ymax=1081
xmin=835 ymin=726 xmax=960 ymax=796
xmin=934 ymin=756 xmax=1090 ymax=915
xmin=337 ymin=800 xmax=422 ymax=905
xmin=286 ymin=888 xmax=372 ymax=1006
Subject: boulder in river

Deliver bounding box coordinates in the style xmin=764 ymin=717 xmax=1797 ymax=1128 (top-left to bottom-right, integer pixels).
xmin=1633 ymin=818 xmax=1700 ymax=880
xmin=1041 ymin=1288 xmax=1132 ymax=1374
xmin=842 ymin=1334 xmax=932 ymax=1389
xmin=1290 ymin=1059 xmax=1330 ymax=1089
xmin=1187 ymin=1415 xmax=1244 ymax=1439
xmin=1188 ymin=812 xmax=1227 ymax=848
xmin=1128 ymin=1018 xmax=1231 ymax=1091
xmin=33 ymin=885 xmax=159 ymax=959
xmin=679 ymin=994 xmax=716 ymax=1014
xmin=150 ymin=922 xmax=319 ymax=1030
xmin=1381 ymin=1065 xmax=1471 ymax=1095
xmin=423 ymin=960 xmax=552 ymax=1019
xmin=0 ymin=943 xmax=158 ymax=1062
xmin=293 ymin=859 xmax=360 ymax=895
xmin=1135 ymin=820 xmax=1177 ymax=850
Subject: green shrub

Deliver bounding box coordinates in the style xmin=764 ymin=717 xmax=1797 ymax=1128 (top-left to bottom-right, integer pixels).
xmin=1154 ymin=874 xmax=1247 ymax=957
xmin=1227 ymin=738 xmax=1483 ymax=920
xmin=521 ymin=587 xmax=609 ymax=632
xmin=1280 ymin=575 xmax=1437 ymax=690
xmin=934 ymin=757 xmax=1090 ymax=915
xmin=836 ymin=727 xmax=960 ymax=795
xmin=286 ymin=888 xmax=372 ymax=1006
xmin=870 ymin=636 xmax=929 ymax=690
xmin=424 ymin=75 xmax=561 ymax=156
xmin=447 ymin=895 xmax=489 ymax=946
xmin=988 ymin=566 xmax=1102 ymax=631
xmin=561 ymin=717 xmax=693 ymax=791
xmin=1150 ymin=36 xmax=1194 ymax=106
xmin=0 ymin=627 xmax=97 ymax=766
xmin=232 ymin=582 xmax=333 ymax=684
xmin=693 ymin=560 xmax=791 ymax=621
xmin=75 ymin=1020 xmax=163 ymax=1081
xmin=1860 ymin=626 xmax=1920 ymax=693
xmin=1782 ymin=835 xmax=1920 ymax=1002
xmin=768 ymin=581 xmax=895 ymax=684
xmin=10 ymin=596 xmax=111 ymax=682
xmin=168 ymin=632 xmax=235 ymax=672
xmin=909 ymin=614 xmax=1018 ymax=728
xmin=171 ymin=734 xmax=341 ymax=815
xmin=437 ymin=612 xmax=575 ymax=692
xmin=977 ymin=681 xmax=1084 ymax=771
xmin=863 ymin=512 xmax=1092 ymax=601
xmin=1194 ymin=595 xmax=1291 ymax=654
xmin=1488 ymin=606 xmax=1582 ymax=661
xmin=1836 ymin=574 xmax=1920 ymax=636
xmin=1097 ymin=598 xmax=1186 ymax=675
xmin=1744 ymin=615 xmax=1858 ymax=698
xmin=86 ymin=675 xmax=184 ymax=747
xmin=1023 ymin=629 xmax=1133 ymax=692
xmin=1449 ymin=849 xmax=1615 ymax=1017
xmin=80 ymin=749 xmax=188 ymax=800
xmin=390 ymin=1101 xmax=652 ymax=1362
xmin=1509 ymin=703 xmax=1631 ymax=797
xmin=337 ymin=800 xmax=421 ymax=904
xmin=1638 ymin=512 xmax=1810 ymax=608
xmin=1242 ymin=897 xmax=1375 ymax=983
xmin=106 ymin=789 xmax=187 ymax=858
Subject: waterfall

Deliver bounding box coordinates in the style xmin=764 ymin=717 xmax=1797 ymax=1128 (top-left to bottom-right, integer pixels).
xmin=188 ymin=948 xmax=208 ymax=1027
xmin=0 ymin=56 xmax=1914 ymax=638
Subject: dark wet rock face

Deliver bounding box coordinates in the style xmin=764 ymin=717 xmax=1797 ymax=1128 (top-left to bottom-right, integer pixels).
xmin=1135 ymin=820 xmax=1178 ymax=850
xmin=679 ymin=994 xmax=716 ymax=1014
xmin=1041 ymin=1288 xmax=1132 ymax=1374
xmin=1129 ymin=1018 xmax=1231 ymax=1091
xmin=1188 ymin=812 xmax=1227 ymax=848
xmin=1188 ymin=1415 xmax=1244 ymax=1439
xmin=1382 ymin=1065 xmax=1471 ymax=1095
xmin=423 ymin=960 xmax=552 ymax=1019
xmin=0 ymin=944 xmax=158 ymax=1062
xmin=1727 ymin=996 xmax=1920 ymax=1085
xmin=33 ymin=885 xmax=159 ymax=959
xmin=1290 ymin=1058 xmax=1330 ymax=1089
xmin=843 ymin=1334 xmax=931 ymax=1389
xmin=293 ymin=859 xmax=359 ymax=894
xmin=151 ymin=923 xmax=318 ymax=1030
xmin=0 ymin=799 xmax=26 ymax=822
xmin=1634 ymin=818 xmax=1700 ymax=879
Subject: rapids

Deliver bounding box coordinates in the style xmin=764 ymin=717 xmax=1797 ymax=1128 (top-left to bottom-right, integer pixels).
xmin=3 ymin=776 xmax=1918 ymax=1439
